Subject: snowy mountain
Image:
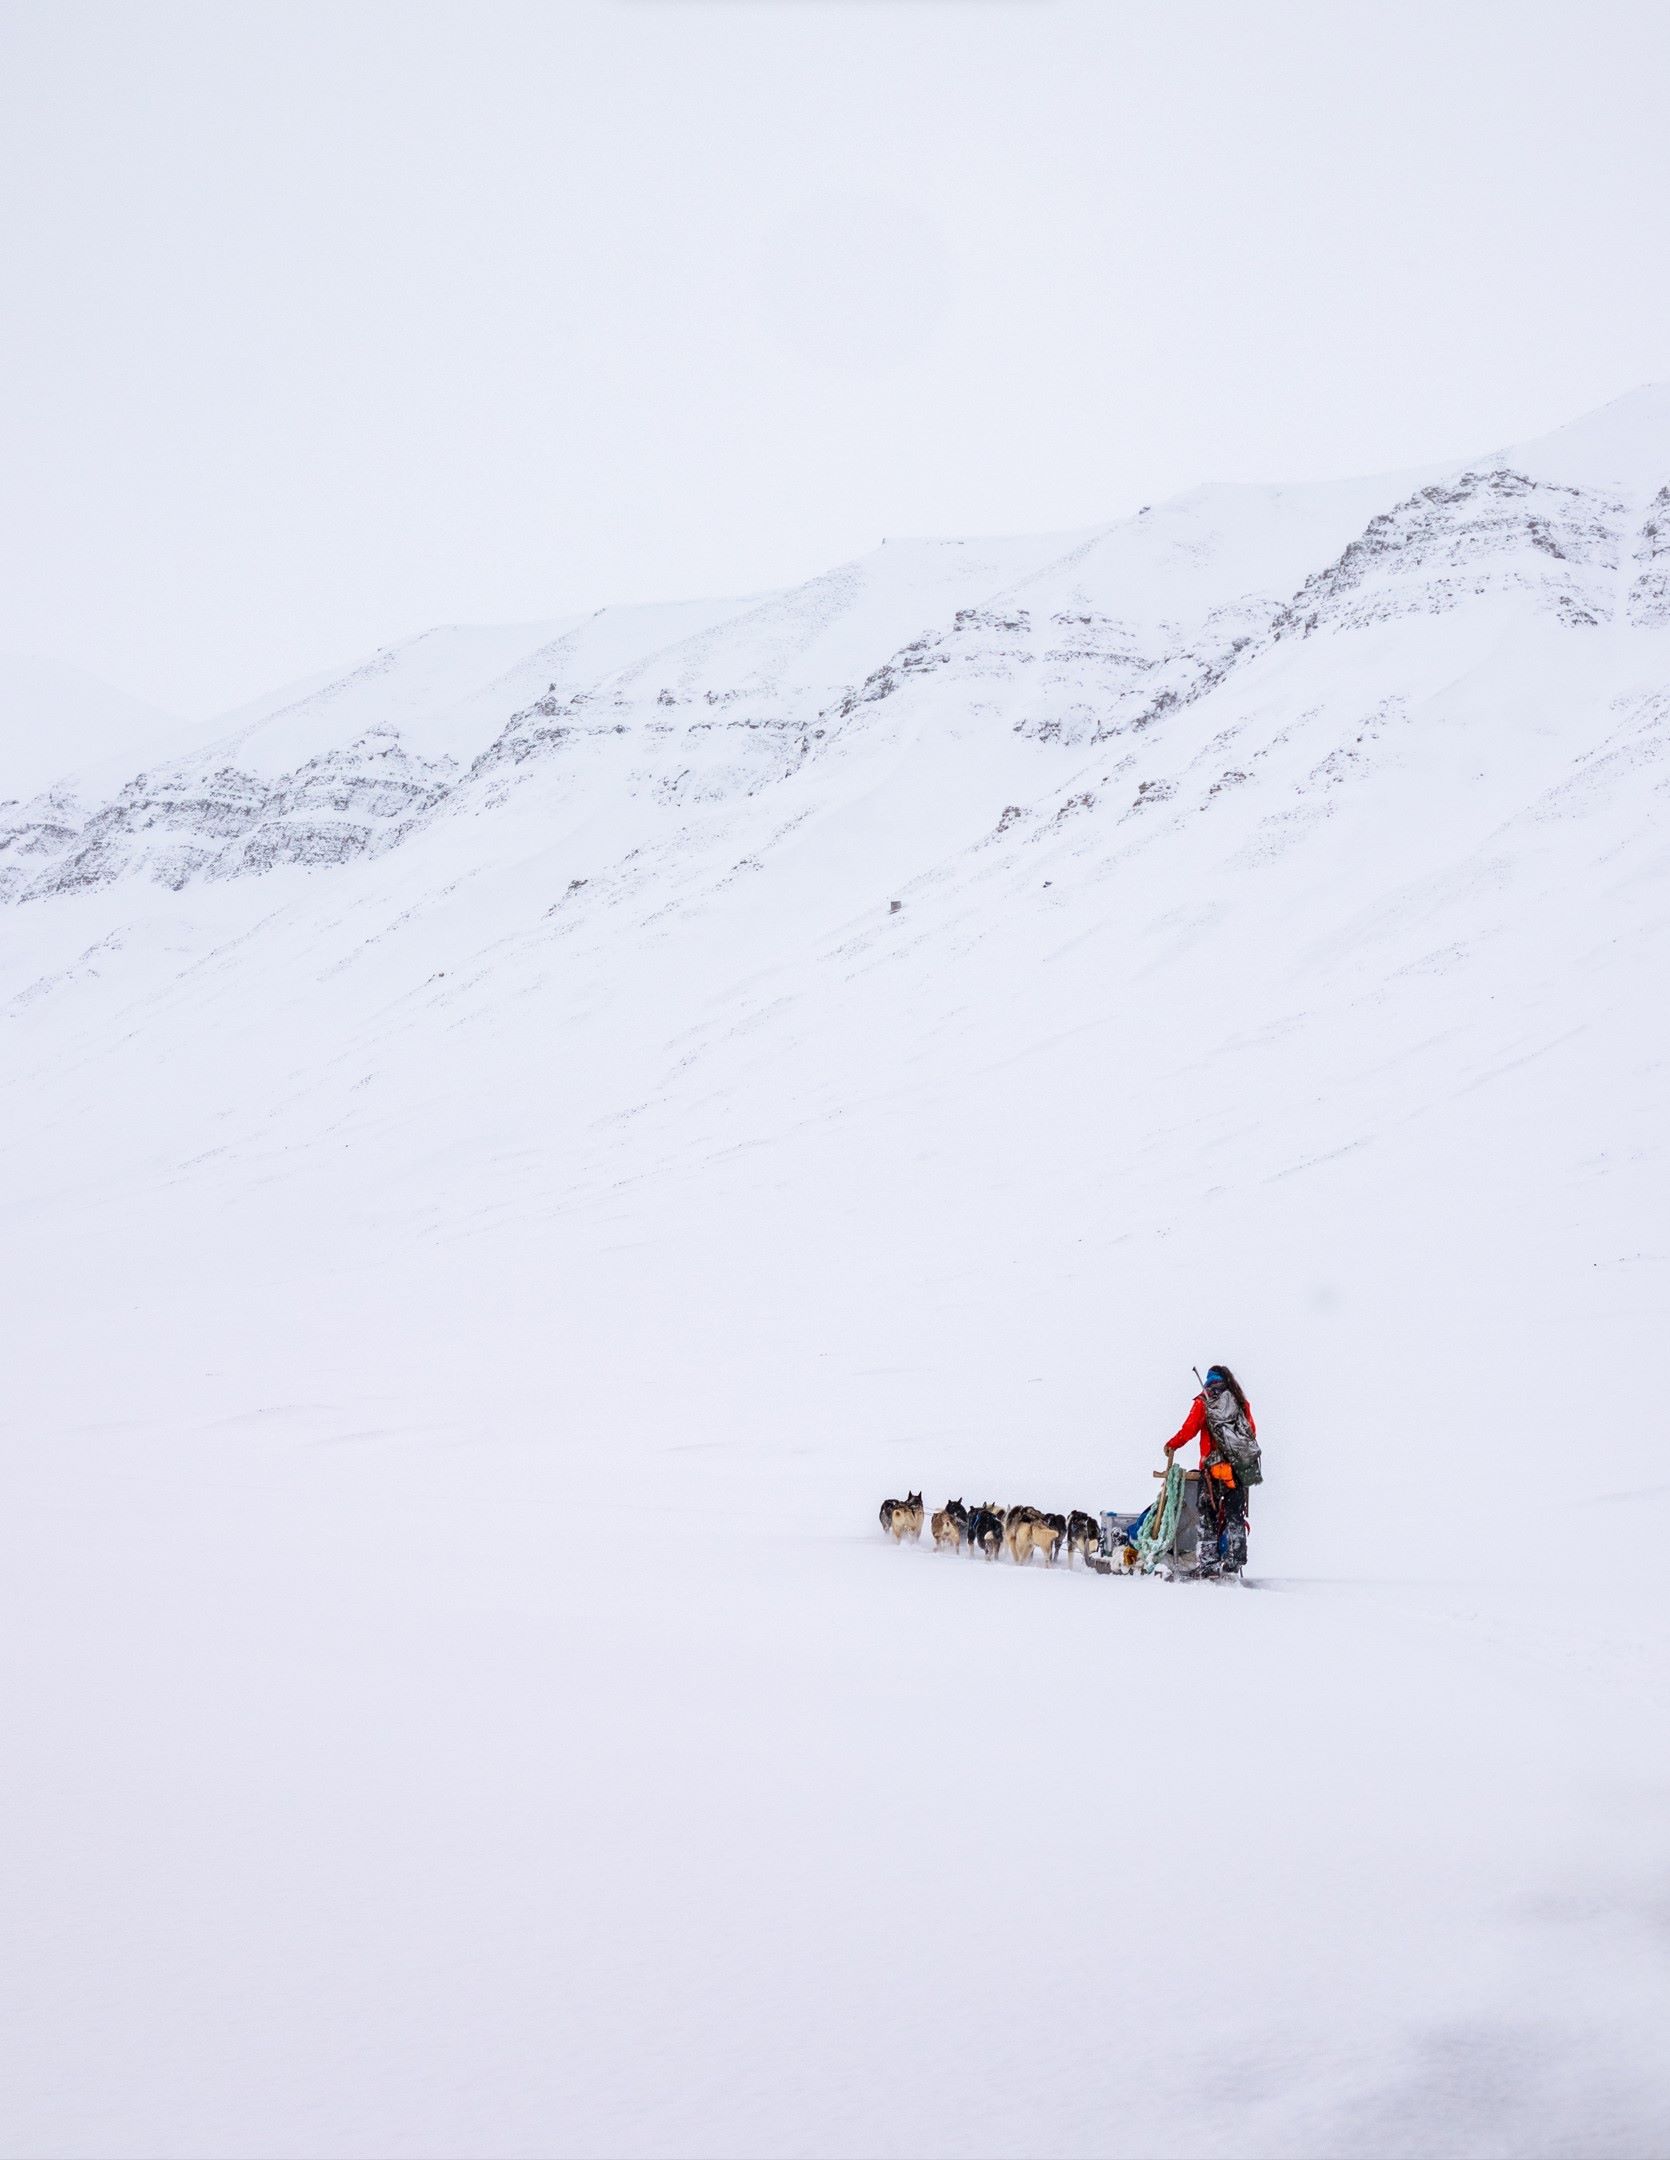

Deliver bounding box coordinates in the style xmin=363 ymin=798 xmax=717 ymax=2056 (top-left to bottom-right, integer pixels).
xmin=3 ymin=389 xmax=1668 ymax=2159
xmin=5 ymin=393 xmax=1667 ymax=910
xmin=0 ymin=652 xmax=187 ymax=804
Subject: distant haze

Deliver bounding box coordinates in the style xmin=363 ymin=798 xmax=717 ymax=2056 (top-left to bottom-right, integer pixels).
xmin=1 ymin=0 xmax=1667 ymax=719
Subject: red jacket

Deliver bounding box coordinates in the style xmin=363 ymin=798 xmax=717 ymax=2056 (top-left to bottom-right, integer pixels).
xmin=1165 ymin=1392 xmax=1256 ymax=1467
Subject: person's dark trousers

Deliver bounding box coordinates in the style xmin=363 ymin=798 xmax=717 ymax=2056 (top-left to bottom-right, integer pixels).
xmin=1200 ymin=1471 xmax=1249 ymax=1573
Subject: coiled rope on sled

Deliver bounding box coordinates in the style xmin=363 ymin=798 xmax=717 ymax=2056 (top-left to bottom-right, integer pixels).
xmin=1132 ymin=1459 xmax=1185 ymax=1571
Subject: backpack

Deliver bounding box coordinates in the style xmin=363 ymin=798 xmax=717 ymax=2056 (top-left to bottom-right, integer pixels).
xmin=1202 ymin=1382 xmax=1263 ymax=1485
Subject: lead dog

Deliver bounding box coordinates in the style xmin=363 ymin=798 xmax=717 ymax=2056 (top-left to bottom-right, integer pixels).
xmin=879 ymin=1491 xmax=924 ymax=1542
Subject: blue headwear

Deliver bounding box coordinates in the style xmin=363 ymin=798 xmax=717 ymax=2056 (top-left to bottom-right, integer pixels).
xmin=1204 ymin=1366 xmax=1229 ymax=1386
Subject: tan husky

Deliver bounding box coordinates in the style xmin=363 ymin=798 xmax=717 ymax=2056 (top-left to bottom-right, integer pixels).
xmin=1010 ymin=1510 xmax=1064 ymax=1567
xmin=879 ymin=1491 xmax=924 ymax=1542
xmin=931 ymin=1498 xmax=969 ymax=1552
xmin=1003 ymin=1503 xmax=1040 ymax=1560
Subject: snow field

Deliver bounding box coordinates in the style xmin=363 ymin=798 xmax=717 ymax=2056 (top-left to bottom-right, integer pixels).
xmin=4 ymin=386 xmax=1670 ymax=2154
xmin=3 ymin=1387 xmax=1664 ymax=2158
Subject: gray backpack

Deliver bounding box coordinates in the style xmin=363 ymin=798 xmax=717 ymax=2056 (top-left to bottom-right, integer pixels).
xmin=1203 ymin=1382 xmax=1263 ymax=1485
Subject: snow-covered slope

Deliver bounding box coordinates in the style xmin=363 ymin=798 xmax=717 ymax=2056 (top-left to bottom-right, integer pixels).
xmin=3 ymin=388 xmax=1668 ymax=2159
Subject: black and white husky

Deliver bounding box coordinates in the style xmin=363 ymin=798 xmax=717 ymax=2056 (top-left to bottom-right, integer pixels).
xmin=1065 ymin=1510 xmax=1100 ymax=1565
xmin=967 ymin=1504 xmax=1004 ymax=1560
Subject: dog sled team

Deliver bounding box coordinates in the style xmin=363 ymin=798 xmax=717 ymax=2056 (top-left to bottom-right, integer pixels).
xmin=877 ymin=1494 xmax=1100 ymax=1567
xmin=879 ymin=1365 xmax=1262 ymax=1582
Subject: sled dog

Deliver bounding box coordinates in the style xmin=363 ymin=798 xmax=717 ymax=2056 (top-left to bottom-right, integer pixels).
xmin=1065 ymin=1511 xmax=1100 ymax=1566
xmin=1011 ymin=1512 xmax=1063 ymax=1567
xmin=1003 ymin=1503 xmax=1041 ymax=1559
xmin=931 ymin=1498 xmax=969 ymax=1551
xmin=968 ymin=1504 xmax=1004 ymax=1560
xmin=879 ymin=1492 xmax=924 ymax=1542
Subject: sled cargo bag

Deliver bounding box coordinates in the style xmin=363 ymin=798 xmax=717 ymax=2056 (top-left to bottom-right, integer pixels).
xmin=1102 ymin=1472 xmax=1211 ymax=1570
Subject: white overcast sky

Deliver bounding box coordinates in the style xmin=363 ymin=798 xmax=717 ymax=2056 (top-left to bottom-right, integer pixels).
xmin=2 ymin=0 xmax=1668 ymax=719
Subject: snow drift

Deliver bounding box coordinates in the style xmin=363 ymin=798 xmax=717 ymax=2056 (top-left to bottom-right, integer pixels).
xmin=2 ymin=388 xmax=1668 ymax=2158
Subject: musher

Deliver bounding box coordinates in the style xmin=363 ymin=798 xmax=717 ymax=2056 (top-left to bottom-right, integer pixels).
xmin=1163 ymin=1364 xmax=1258 ymax=1575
